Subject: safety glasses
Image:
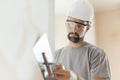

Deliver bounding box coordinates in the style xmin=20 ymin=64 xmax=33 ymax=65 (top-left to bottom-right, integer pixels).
xmin=66 ymin=20 xmax=89 ymax=29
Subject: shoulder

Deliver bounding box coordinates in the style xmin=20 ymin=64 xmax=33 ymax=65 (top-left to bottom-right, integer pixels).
xmin=85 ymin=42 xmax=105 ymax=52
xmin=54 ymin=46 xmax=66 ymax=55
xmin=54 ymin=47 xmax=66 ymax=62
xmin=84 ymin=42 xmax=107 ymax=58
xmin=55 ymin=45 xmax=69 ymax=53
xmin=55 ymin=47 xmax=65 ymax=57
xmin=87 ymin=43 xmax=111 ymax=79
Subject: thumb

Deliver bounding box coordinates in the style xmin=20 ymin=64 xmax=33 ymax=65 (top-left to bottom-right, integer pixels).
xmin=70 ymin=70 xmax=77 ymax=80
xmin=55 ymin=64 xmax=65 ymax=70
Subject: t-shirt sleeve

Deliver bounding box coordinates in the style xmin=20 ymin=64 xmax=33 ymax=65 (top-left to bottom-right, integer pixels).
xmin=90 ymin=48 xmax=111 ymax=80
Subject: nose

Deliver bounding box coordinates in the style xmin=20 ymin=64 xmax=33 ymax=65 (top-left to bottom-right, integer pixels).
xmin=71 ymin=26 xmax=77 ymax=33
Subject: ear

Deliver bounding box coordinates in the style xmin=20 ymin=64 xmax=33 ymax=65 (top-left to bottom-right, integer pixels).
xmin=86 ymin=26 xmax=90 ymax=32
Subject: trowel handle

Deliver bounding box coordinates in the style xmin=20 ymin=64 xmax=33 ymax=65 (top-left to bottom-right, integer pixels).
xmin=42 ymin=52 xmax=52 ymax=77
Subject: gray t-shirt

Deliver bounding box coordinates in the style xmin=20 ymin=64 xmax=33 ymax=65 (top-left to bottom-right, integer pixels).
xmin=54 ymin=42 xmax=111 ymax=80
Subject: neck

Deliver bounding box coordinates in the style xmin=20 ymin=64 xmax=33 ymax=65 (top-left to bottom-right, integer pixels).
xmin=69 ymin=40 xmax=85 ymax=48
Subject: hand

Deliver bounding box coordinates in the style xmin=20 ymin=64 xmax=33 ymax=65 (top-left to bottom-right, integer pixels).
xmin=53 ymin=64 xmax=77 ymax=80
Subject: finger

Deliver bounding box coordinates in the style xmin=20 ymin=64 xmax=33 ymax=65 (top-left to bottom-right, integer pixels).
xmin=53 ymin=70 xmax=70 ymax=78
xmin=54 ymin=69 xmax=69 ymax=75
xmin=54 ymin=76 xmax=70 ymax=80
xmin=55 ymin=64 xmax=64 ymax=70
xmin=54 ymin=73 xmax=70 ymax=80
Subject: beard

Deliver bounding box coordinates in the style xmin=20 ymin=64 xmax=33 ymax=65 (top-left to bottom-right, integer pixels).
xmin=67 ymin=32 xmax=84 ymax=43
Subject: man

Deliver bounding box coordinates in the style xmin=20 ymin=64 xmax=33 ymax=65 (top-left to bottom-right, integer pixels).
xmin=53 ymin=0 xmax=111 ymax=80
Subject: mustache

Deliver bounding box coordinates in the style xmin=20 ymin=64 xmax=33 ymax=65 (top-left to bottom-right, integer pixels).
xmin=67 ymin=32 xmax=84 ymax=43
xmin=68 ymin=32 xmax=79 ymax=37
xmin=67 ymin=32 xmax=80 ymax=43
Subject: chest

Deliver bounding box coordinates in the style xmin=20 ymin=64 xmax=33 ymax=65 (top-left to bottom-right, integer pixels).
xmin=58 ymin=49 xmax=90 ymax=70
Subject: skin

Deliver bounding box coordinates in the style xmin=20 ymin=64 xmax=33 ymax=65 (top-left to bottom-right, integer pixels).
xmin=66 ymin=16 xmax=90 ymax=48
xmin=53 ymin=16 xmax=106 ymax=80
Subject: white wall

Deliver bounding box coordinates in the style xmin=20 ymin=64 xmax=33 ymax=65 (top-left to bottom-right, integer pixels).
xmin=55 ymin=15 xmax=68 ymax=49
xmin=31 ymin=0 xmax=54 ymax=51
xmin=0 ymin=0 xmax=54 ymax=80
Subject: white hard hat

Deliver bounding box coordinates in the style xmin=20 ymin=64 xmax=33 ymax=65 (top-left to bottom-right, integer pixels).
xmin=67 ymin=0 xmax=94 ymax=23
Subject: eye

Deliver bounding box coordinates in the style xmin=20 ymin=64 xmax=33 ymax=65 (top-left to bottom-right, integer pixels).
xmin=77 ymin=24 xmax=84 ymax=28
xmin=70 ymin=22 xmax=76 ymax=26
xmin=67 ymin=22 xmax=76 ymax=27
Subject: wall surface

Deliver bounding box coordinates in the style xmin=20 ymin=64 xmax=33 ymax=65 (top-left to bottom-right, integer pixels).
xmin=95 ymin=10 xmax=120 ymax=80
xmin=0 ymin=0 xmax=54 ymax=80
xmin=55 ymin=15 xmax=68 ymax=49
